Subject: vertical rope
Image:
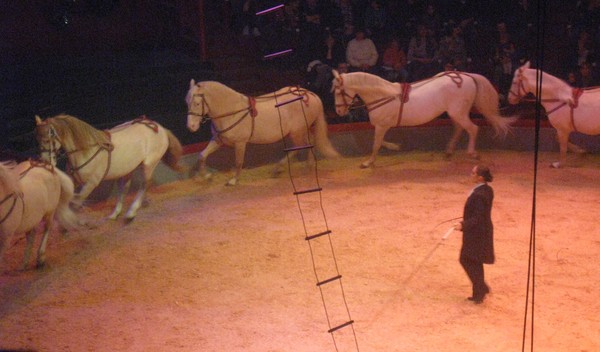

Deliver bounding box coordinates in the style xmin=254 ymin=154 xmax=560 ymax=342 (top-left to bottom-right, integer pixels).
xmin=522 ymin=1 xmax=546 ymax=351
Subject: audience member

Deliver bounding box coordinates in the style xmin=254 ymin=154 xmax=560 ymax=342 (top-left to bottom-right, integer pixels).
xmin=363 ymin=0 xmax=388 ymax=46
xmin=437 ymin=25 xmax=469 ymax=71
xmin=420 ymin=2 xmax=443 ymax=39
xmin=346 ymin=28 xmax=379 ymax=72
xmin=380 ymin=38 xmax=409 ymax=82
xmin=241 ymin=0 xmax=260 ymax=37
xmin=573 ymin=61 xmax=600 ymax=87
xmin=321 ymin=32 xmax=346 ymax=67
xmin=330 ymin=0 xmax=355 ymax=35
xmin=407 ymin=24 xmax=439 ymax=80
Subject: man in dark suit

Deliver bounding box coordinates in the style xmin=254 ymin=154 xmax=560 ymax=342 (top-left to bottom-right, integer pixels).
xmin=454 ymin=164 xmax=495 ymax=304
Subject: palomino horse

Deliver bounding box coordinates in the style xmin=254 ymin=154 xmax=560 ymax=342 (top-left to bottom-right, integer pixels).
xmin=508 ymin=61 xmax=600 ymax=168
xmin=0 ymin=160 xmax=81 ymax=272
xmin=332 ymin=70 xmax=515 ymax=168
xmin=35 ymin=114 xmax=183 ymax=221
xmin=185 ymin=80 xmax=340 ymax=185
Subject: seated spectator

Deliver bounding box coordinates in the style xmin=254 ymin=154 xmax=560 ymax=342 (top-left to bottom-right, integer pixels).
xmin=493 ymin=52 xmax=517 ymax=103
xmin=346 ymin=28 xmax=379 ymax=72
xmin=321 ymin=32 xmax=346 ymax=67
xmin=573 ymin=61 xmax=600 ymax=87
xmin=380 ymin=38 xmax=409 ymax=82
xmin=420 ymin=2 xmax=443 ymax=39
xmin=407 ymin=24 xmax=439 ymax=80
xmin=437 ymin=25 xmax=469 ymax=71
xmin=364 ymin=0 xmax=388 ymax=46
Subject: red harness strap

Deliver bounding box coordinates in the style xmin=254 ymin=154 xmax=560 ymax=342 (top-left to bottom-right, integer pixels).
xmin=396 ymin=83 xmax=411 ymax=127
xmin=132 ymin=115 xmax=159 ymax=133
xmin=248 ymin=97 xmax=258 ymax=117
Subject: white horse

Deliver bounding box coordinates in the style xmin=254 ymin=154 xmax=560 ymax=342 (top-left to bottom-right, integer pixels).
xmin=0 ymin=160 xmax=81 ymax=272
xmin=185 ymin=80 xmax=340 ymax=185
xmin=332 ymin=70 xmax=515 ymax=168
xmin=35 ymin=114 xmax=183 ymax=221
xmin=508 ymin=61 xmax=600 ymax=168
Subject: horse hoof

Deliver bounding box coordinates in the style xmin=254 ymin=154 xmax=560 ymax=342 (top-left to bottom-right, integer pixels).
xmin=360 ymin=163 xmax=371 ymax=169
xmin=226 ymin=179 xmax=238 ymax=186
xmin=468 ymin=153 xmax=480 ymax=160
xmin=444 ymin=152 xmax=453 ymax=160
xmin=550 ymin=162 xmax=561 ymax=169
xmin=124 ymin=216 xmax=135 ymax=224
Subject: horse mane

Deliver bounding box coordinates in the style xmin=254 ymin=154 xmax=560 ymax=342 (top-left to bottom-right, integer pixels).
xmin=0 ymin=161 xmax=21 ymax=196
xmin=49 ymin=114 xmax=111 ymax=151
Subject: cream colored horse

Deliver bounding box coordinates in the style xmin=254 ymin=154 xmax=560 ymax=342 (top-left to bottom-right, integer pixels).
xmin=508 ymin=61 xmax=600 ymax=168
xmin=35 ymin=114 xmax=183 ymax=221
xmin=332 ymin=70 xmax=515 ymax=168
xmin=186 ymin=80 xmax=340 ymax=185
xmin=0 ymin=160 xmax=80 ymax=272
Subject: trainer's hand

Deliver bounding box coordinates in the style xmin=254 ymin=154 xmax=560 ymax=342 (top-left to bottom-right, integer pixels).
xmin=454 ymin=222 xmax=463 ymax=231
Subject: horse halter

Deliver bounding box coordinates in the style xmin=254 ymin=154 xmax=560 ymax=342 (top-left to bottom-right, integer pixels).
xmin=333 ymin=78 xmax=358 ymax=111
xmin=508 ymin=68 xmax=528 ymax=103
xmin=187 ymin=91 xmax=210 ymax=124
xmin=38 ymin=123 xmax=61 ymax=166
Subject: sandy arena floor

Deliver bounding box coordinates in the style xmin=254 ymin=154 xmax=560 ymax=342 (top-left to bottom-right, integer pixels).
xmin=1 ymin=150 xmax=599 ymax=352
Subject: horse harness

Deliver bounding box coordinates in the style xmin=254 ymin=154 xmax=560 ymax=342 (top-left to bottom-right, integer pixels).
xmin=189 ymin=85 xmax=310 ymax=141
xmin=335 ymin=71 xmax=465 ymax=127
xmin=509 ymin=68 xmax=588 ymax=132
xmin=0 ymin=159 xmax=52 ymax=225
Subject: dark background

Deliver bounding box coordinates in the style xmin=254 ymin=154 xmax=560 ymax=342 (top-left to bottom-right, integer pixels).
xmin=0 ymin=1 xmax=597 ymax=160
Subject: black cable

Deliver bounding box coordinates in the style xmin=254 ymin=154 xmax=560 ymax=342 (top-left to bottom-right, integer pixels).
xmin=522 ymin=1 xmax=547 ymax=351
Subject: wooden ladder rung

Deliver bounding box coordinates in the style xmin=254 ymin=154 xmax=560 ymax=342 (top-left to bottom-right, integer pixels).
xmin=328 ymin=320 xmax=354 ymax=333
xmin=293 ymin=187 xmax=322 ymax=195
xmin=284 ymin=144 xmax=313 ymax=152
xmin=305 ymin=230 xmax=331 ymax=241
xmin=317 ymin=275 xmax=341 ymax=286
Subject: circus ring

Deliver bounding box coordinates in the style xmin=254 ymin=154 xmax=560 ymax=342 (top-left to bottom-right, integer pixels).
xmin=1 ymin=120 xmax=599 ymax=351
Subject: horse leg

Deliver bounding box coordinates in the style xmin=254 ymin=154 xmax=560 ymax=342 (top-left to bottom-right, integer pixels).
xmin=35 ymin=216 xmax=54 ymax=268
xmin=274 ymin=150 xmax=296 ymax=177
xmin=362 ymin=125 xmax=389 ymax=168
xmin=123 ymin=176 xmax=146 ymax=222
xmin=552 ymin=130 xmax=570 ymax=168
xmin=73 ymin=177 xmax=102 ymax=210
xmin=108 ymin=176 xmax=132 ymax=220
xmin=449 ymin=116 xmax=479 ymax=159
xmin=195 ymin=139 xmax=222 ymax=180
xmin=227 ymin=142 xmax=247 ymax=186
xmin=382 ymin=140 xmax=401 ymax=151
xmin=445 ymin=123 xmax=465 ymax=158
xmin=22 ymin=228 xmax=37 ymax=270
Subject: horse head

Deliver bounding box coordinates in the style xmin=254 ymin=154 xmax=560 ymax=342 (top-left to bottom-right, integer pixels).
xmin=331 ymin=70 xmax=355 ymax=116
xmin=508 ymin=61 xmax=531 ymax=105
xmin=186 ymin=79 xmax=210 ymax=132
xmin=35 ymin=115 xmax=62 ymax=166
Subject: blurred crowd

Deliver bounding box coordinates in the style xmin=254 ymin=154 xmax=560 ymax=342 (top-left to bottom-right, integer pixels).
xmin=220 ymin=0 xmax=600 ymax=118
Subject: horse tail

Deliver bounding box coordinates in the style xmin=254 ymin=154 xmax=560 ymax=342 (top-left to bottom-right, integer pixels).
xmin=312 ymin=97 xmax=341 ymax=159
xmin=471 ymin=73 xmax=517 ymax=137
xmin=162 ymin=129 xmax=184 ymax=172
xmin=55 ymin=168 xmax=83 ymax=231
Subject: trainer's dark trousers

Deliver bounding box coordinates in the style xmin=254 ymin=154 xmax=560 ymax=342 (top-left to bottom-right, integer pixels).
xmin=460 ymin=256 xmax=488 ymax=299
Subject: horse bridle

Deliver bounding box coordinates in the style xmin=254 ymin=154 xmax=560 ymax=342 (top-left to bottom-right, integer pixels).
xmin=187 ymin=91 xmax=210 ymax=124
xmin=508 ymin=68 xmax=529 ymax=103
xmin=38 ymin=123 xmax=63 ymax=166
xmin=333 ymin=77 xmax=360 ymax=111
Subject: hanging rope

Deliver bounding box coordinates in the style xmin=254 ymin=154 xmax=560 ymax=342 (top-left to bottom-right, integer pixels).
xmin=522 ymin=1 xmax=547 ymax=351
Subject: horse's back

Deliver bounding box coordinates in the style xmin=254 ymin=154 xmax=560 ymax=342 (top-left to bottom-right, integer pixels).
xmin=108 ymin=120 xmax=170 ymax=166
xmin=15 ymin=161 xmax=62 ymax=232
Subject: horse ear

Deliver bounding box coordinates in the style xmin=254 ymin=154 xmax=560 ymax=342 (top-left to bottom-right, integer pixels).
xmin=524 ymin=61 xmax=531 ymax=68
xmin=190 ymin=79 xmax=196 ymax=88
xmin=35 ymin=115 xmax=43 ymax=125
xmin=332 ymin=69 xmax=341 ymax=80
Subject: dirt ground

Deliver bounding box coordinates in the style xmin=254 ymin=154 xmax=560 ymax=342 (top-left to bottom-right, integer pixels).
xmin=1 ymin=150 xmax=599 ymax=352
